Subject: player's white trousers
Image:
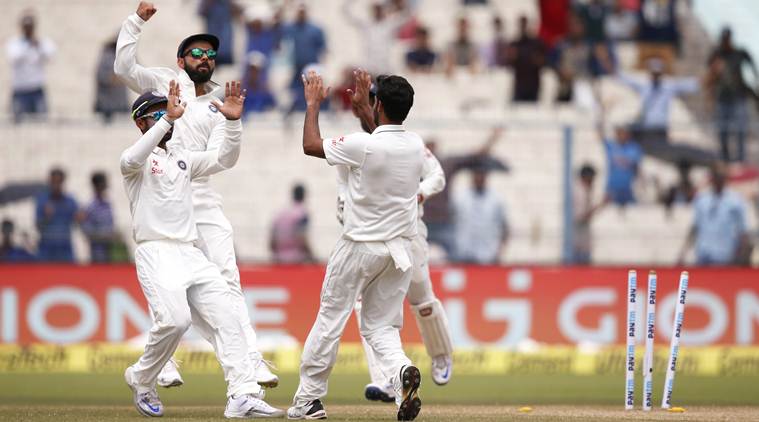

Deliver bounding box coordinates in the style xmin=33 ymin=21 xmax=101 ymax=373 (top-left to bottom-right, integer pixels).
xmin=194 ymin=205 xmax=259 ymax=356
xmin=130 ymin=239 xmax=261 ymax=397
xmin=293 ymin=238 xmax=414 ymax=406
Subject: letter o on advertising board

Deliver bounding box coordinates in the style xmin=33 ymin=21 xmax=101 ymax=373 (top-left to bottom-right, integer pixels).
xmin=27 ymin=287 xmax=100 ymax=343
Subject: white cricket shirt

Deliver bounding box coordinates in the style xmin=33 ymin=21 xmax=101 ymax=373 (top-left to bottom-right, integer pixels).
xmin=7 ymin=36 xmax=55 ymax=92
xmin=121 ymin=118 xmax=242 ymax=243
xmin=324 ymin=125 xmax=424 ymax=243
xmin=115 ymin=13 xmax=229 ymax=210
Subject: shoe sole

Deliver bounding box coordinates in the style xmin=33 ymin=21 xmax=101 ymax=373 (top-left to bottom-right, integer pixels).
xmin=225 ymin=410 xmax=286 ymax=419
xmin=158 ymin=379 xmax=184 ymax=388
xmin=365 ymin=387 xmax=395 ymax=403
xmin=397 ymin=366 xmax=421 ymax=421
xmin=286 ymin=409 xmax=327 ymax=420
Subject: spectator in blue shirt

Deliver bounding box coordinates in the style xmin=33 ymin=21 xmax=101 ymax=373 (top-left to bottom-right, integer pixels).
xmin=596 ymin=114 xmax=642 ymax=206
xmin=678 ymin=163 xmax=751 ymax=266
xmin=284 ymin=4 xmax=325 ymax=110
xmin=0 ymin=219 xmax=35 ymax=263
xmin=35 ymin=168 xmax=80 ymax=262
xmin=198 ymin=0 xmax=240 ymax=65
xmin=242 ymin=51 xmax=276 ymax=115
xmin=81 ymin=171 xmax=115 ymax=263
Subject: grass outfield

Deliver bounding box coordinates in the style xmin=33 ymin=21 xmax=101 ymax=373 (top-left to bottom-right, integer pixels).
xmin=1 ymin=373 xmax=758 ymax=420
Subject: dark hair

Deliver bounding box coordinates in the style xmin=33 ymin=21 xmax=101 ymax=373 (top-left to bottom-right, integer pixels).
xmin=91 ymin=171 xmax=107 ymax=188
xmin=579 ymin=164 xmax=596 ymax=179
xmin=375 ymin=75 xmax=414 ymax=123
xmin=415 ymin=26 xmax=428 ymax=37
xmin=1 ymin=219 xmax=13 ymax=232
xmin=293 ymin=184 xmax=306 ymax=202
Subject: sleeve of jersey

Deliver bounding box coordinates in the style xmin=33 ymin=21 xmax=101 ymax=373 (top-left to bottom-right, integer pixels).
xmin=120 ymin=118 xmax=172 ymax=175
xmin=419 ymin=149 xmax=446 ymax=199
xmin=189 ymin=119 xmax=242 ymax=177
xmin=323 ymin=133 xmax=368 ymax=168
xmin=114 ymin=13 xmax=167 ymax=94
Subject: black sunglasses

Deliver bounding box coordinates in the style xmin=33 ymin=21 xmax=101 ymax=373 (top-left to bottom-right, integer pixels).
xmin=184 ymin=47 xmax=217 ymax=60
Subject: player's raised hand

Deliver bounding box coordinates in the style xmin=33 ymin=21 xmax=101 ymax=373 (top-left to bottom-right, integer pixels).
xmin=302 ymin=71 xmax=330 ymax=108
xmin=347 ymin=68 xmax=372 ymax=108
xmin=136 ymin=1 xmax=157 ymax=21
xmin=211 ymin=81 xmax=247 ymax=120
xmin=166 ymin=80 xmax=186 ymax=120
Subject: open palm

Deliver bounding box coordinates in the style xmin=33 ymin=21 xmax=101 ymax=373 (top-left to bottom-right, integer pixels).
xmin=212 ymin=81 xmax=247 ymax=120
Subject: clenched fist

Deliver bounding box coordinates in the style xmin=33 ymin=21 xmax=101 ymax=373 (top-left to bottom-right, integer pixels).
xmin=136 ymin=1 xmax=157 ymax=21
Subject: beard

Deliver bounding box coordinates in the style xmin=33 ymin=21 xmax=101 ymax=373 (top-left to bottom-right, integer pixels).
xmin=184 ymin=61 xmax=214 ymax=84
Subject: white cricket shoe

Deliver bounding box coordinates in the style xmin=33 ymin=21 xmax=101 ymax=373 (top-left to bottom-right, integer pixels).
xmin=431 ymin=355 xmax=452 ymax=385
xmin=224 ymin=393 xmax=285 ymax=419
xmin=364 ymin=382 xmax=395 ymax=402
xmin=286 ymin=399 xmax=327 ymax=420
xmin=124 ymin=366 xmax=164 ymax=417
xmin=157 ymin=358 xmax=184 ymax=388
xmin=252 ymin=354 xmax=279 ymax=388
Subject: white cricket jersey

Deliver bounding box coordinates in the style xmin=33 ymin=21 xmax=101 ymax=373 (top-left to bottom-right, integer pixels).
xmin=121 ymin=118 xmax=242 ymax=243
xmin=324 ymin=125 xmax=424 ymax=242
xmin=115 ymin=13 xmax=229 ymax=210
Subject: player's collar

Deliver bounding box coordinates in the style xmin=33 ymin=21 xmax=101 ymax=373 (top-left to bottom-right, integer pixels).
xmin=372 ymin=124 xmax=405 ymax=135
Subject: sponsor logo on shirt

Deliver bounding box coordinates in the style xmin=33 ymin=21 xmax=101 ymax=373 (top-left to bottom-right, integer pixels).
xmin=150 ymin=159 xmax=164 ymax=175
xmin=177 ymin=160 xmax=187 ymax=171
xmin=208 ymin=104 xmax=218 ymax=113
xmin=332 ymin=136 xmax=345 ymax=147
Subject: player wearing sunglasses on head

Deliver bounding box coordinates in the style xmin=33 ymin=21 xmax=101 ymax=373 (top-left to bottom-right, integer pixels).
xmin=114 ymin=1 xmax=279 ymax=391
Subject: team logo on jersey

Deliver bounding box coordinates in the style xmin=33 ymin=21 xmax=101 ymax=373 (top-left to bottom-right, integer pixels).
xmin=177 ymin=160 xmax=187 ymax=170
xmin=208 ymin=104 xmax=219 ymax=113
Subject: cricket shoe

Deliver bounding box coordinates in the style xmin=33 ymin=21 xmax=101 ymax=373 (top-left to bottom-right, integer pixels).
xmin=395 ymin=365 xmax=421 ymax=421
xmin=252 ymin=353 xmax=279 ymax=388
xmin=157 ymin=358 xmax=184 ymax=388
xmin=431 ymin=355 xmax=452 ymax=386
xmin=124 ymin=366 xmax=164 ymax=417
xmin=224 ymin=393 xmax=285 ymax=418
xmin=286 ymin=399 xmax=327 ymax=420
xmin=364 ymin=382 xmax=395 ymax=403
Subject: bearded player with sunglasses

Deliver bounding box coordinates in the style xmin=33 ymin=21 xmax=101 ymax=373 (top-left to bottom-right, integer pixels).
xmin=114 ymin=1 xmax=278 ymax=392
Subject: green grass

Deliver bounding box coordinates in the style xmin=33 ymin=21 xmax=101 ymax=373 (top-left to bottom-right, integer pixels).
xmin=0 ymin=372 xmax=757 ymax=407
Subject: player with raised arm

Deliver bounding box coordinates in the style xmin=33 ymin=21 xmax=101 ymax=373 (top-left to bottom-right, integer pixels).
xmin=338 ymin=70 xmax=453 ymax=403
xmin=288 ymin=71 xmax=424 ymax=421
xmin=121 ymin=80 xmax=283 ymax=418
xmin=114 ymin=1 xmax=277 ymax=388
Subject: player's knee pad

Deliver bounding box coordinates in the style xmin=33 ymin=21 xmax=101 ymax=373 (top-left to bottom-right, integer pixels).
xmin=411 ymin=299 xmax=453 ymax=358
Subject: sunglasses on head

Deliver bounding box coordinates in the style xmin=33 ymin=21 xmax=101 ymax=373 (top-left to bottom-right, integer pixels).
xmin=185 ymin=47 xmax=217 ymax=60
xmin=137 ymin=110 xmax=167 ymax=121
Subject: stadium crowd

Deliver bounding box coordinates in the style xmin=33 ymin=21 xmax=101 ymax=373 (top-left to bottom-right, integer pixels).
xmin=2 ymin=0 xmax=758 ymax=266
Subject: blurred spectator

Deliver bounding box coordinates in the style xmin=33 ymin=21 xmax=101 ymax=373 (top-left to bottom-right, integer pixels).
xmin=7 ymin=11 xmax=55 ymax=123
xmin=605 ymin=0 xmax=638 ymax=41
xmin=538 ymin=0 xmax=570 ymax=51
xmin=452 ymin=168 xmax=509 ymax=265
xmin=705 ymin=28 xmax=758 ymax=163
xmin=485 ymin=16 xmax=509 ymax=68
xmin=81 ymin=172 xmax=115 ymax=263
xmin=656 ymin=160 xmax=696 ymax=214
xmin=462 ymin=0 xmax=488 ymax=4
xmin=444 ymin=16 xmax=478 ymax=76
xmin=507 ymin=15 xmax=546 ymax=102
xmin=571 ymin=164 xmax=605 ymax=265
xmin=422 ymin=128 xmax=504 ymax=257
xmin=242 ymin=51 xmax=276 ymax=115
xmin=342 ymin=0 xmax=409 ymax=75
xmin=0 ymin=219 xmax=36 ymax=263
xmin=596 ymin=120 xmax=642 ymax=206
xmin=284 ymin=4 xmax=326 ymax=111
xmin=405 ymin=27 xmax=437 ymax=72
xmin=678 ymin=163 xmax=751 ymax=266
xmin=245 ymin=3 xmax=280 ymax=60
xmin=574 ymin=0 xmax=608 ymax=43
xmin=198 ymin=0 xmax=241 ymax=65
xmin=636 ymin=0 xmax=679 ymax=73
xmin=94 ymin=38 xmax=128 ymax=124
xmin=270 ymin=184 xmax=314 ymax=263
xmin=621 ymin=58 xmax=693 ymax=141
xmin=552 ymin=14 xmax=613 ymax=103
xmin=35 ymin=168 xmax=80 ymax=263
xmin=389 ymin=0 xmax=420 ymax=41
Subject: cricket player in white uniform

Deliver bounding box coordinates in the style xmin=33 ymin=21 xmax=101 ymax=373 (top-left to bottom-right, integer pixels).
xmin=287 ymin=71 xmax=424 ymax=421
xmin=121 ymin=81 xmax=283 ymax=418
xmin=114 ymin=2 xmax=277 ymax=388
xmin=336 ymin=77 xmax=454 ymax=402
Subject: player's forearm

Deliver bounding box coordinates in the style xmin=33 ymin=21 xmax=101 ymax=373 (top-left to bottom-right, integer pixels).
xmin=120 ymin=118 xmax=172 ymax=171
xmin=215 ymin=120 xmax=243 ymax=169
xmin=303 ymin=105 xmax=326 ymax=158
xmin=354 ymin=103 xmax=376 ymax=133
